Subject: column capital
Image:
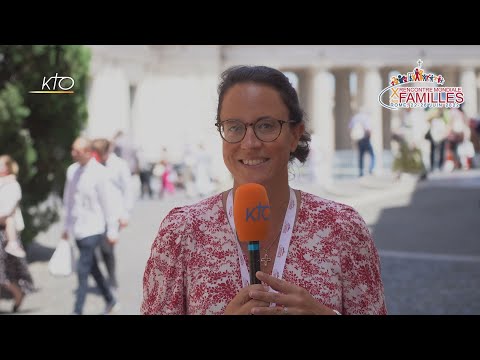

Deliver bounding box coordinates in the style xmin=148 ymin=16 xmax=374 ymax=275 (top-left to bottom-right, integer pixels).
xmin=123 ymin=60 xmax=146 ymax=87
xmin=330 ymin=68 xmax=353 ymax=78
xmin=357 ymin=62 xmax=383 ymax=71
xmin=459 ymin=66 xmax=476 ymax=73
xmin=307 ymin=65 xmax=331 ymax=74
xmin=364 ymin=67 xmax=383 ymax=76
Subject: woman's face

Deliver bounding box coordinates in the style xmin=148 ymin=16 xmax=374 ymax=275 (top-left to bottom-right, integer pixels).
xmin=219 ymin=82 xmax=304 ymax=187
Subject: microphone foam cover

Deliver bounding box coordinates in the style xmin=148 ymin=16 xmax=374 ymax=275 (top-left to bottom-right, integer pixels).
xmin=233 ymin=183 xmax=270 ymax=242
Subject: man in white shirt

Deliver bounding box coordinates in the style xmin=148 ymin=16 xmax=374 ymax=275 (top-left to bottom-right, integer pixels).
xmin=62 ymin=137 xmax=119 ymax=315
xmin=92 ymin=138 xmax=134 ymax=291
xmin=349 ymin=108 xmax=376 ymax=177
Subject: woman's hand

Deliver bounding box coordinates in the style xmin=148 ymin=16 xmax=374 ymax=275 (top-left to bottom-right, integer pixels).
xmin=224 ymin=283 xmax=271 ymax=315
xmin=248 ymin=271 xmax=338 ymax=315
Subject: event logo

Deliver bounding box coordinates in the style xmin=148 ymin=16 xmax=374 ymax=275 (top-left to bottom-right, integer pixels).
xmin=245 ymin=203 xmax=270 ymax=222
xmin=29 ymin=73 xmax=75 ymax=94
xmin=378 ymin=59 xmax=464 ymax=110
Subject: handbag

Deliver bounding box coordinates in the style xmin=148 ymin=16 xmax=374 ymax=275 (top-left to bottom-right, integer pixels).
xmin=48 ymin=240 xmax=75 ymax=277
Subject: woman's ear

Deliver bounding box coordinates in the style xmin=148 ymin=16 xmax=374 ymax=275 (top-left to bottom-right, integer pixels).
xmin=291 ymin=122 xmax=305 ymax=152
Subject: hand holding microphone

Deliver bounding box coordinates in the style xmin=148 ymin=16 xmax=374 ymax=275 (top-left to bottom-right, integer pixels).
xmin=233 ymin=183 xmax=270 ymax=285
xmin=232 ymin=184 xmax=341 ymax=315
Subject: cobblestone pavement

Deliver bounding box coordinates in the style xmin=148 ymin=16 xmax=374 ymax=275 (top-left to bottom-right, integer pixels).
xmin=2 ymin=169 xmax=478 ymax=315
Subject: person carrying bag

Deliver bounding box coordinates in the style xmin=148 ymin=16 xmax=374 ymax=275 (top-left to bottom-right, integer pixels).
xmin=48 ymin=239 xmax=75 ymax=277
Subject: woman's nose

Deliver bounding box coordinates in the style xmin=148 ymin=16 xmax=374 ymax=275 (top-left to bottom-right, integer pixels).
xmin=240 ymin=126 xmax=262 ymax=148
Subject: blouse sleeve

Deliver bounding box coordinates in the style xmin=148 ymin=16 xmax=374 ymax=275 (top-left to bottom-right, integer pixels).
xmin=141 ymin=206 xmax=189 ymax=315
xmin=339 ymin=206 xmax=387 ymax=315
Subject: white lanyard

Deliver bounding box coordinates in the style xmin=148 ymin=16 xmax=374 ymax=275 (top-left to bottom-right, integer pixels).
xmin=226 ymin=187 xmax=297 ymax=289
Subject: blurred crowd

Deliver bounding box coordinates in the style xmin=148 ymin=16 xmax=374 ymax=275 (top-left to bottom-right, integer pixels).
xmin=112 ymin=131 xmax=218 ymax=201
xmin=390 ymin=106 xmax=480 ymax=178
xmin=0 ymin=130 xmax=220 ymax=314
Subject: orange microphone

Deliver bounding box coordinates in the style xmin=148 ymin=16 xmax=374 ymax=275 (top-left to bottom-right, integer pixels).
xmin=233 ymin=183 xmax=271 ymax=284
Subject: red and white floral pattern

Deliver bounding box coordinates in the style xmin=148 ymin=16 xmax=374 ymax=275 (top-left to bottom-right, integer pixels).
xmin=141 ymin=191 xmax=387 ymax=315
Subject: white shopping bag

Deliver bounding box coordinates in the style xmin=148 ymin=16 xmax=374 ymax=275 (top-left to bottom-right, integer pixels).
xmin=48 ymin=240 xmax=75 ymax=277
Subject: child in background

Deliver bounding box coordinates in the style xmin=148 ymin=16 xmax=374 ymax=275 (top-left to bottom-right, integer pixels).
xmin=0 ymin=155 xmax=26 ymax=258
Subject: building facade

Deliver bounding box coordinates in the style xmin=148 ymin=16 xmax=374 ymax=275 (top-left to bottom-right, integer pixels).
xmin=86 ymin=45 xmax=480 ymax=184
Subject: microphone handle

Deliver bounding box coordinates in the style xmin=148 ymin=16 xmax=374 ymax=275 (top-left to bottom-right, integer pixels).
xmin=248 ymin=241 xmax=261 ymax=284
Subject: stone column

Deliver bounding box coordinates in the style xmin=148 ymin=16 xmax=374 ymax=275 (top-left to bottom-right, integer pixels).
xmin=124 ymin=60 xmax=145 ymax=146
xmin=333 ymin=69 xmax=352 ymax=150
xmin=303 ymin=67 xmax=335 ymax=187
xmin=128 ymin=84 xmax=137 ymax=142
xmin=355 ymin=69 xmax=366 ymax=109
xmin=363 ymin=67 xmax=384 ymax=173
xmin=460 ymin=67 xmax=478 ymax=119
xmin=85 ymin=75 xmax=96 ymax=137
xmin=86 ymin=63 xmax=130 ymax=138
xmin=380 ymin=68 xmax=392 ymax=150
xmin=441 ymin=67 xmax=459 ymax=88
xmin=85 ymin=58 xmax=102 ymax=138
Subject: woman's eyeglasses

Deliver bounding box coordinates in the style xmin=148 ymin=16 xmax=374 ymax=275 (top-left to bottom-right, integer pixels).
xmin=215 ymin=118 xmax=295 ymax=143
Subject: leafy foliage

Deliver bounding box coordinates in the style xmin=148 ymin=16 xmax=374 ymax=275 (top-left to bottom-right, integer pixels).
xmin=0 ymin=45 xmax=91 ymax=243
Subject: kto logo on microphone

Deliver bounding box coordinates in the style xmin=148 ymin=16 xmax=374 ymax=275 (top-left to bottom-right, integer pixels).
xmin=246 ymin=203 xmax=270 ymax=222
xmin=29 ymin=73 xmax=75 ymax=94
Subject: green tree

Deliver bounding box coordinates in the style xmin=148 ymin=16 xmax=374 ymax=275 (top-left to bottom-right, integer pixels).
xmin=0 ymin=45 xmax=91 ymax=244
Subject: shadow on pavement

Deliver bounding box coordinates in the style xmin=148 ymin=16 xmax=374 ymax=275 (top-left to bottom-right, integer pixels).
xmin=70 ymin=286 xmax=110 ymax=296
xmin=26 ymin=242 xmax=55 ymax=264
xmin=371 ymin=177 xmax=480 ymax=314
xmin=0 ymin=307 xmax=42 ymax=315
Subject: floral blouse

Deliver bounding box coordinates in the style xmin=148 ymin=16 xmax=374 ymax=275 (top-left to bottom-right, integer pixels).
xmin=141 ymin=190 xmax=387 ymax=315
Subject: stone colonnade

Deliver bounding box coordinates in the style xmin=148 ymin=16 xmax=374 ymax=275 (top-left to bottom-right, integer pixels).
xmin=85 ymin=46 xmax=480 ymax=184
